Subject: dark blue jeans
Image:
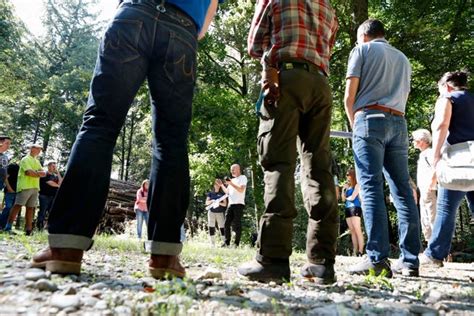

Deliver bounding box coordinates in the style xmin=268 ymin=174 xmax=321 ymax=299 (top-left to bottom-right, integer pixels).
xmin=0 ymin=192 xmax=16 ymax=229
xmin=47 ymin=1 xmax=197 ymax=256
xmin=352 ymin=110 xmax=421 ymax=268
xmin=37 ymin=195 xmax=55 ymax=230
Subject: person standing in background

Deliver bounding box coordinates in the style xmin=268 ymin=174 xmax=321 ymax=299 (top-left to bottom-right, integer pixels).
xmin=341 ymin=168 xmax=364 ymax=256
xmin=134 ymin=180 xmax=149 ymax=240
xmin=5 ymin=144 xmax=46 ymax=235
xmin=37 ymin=161 xmax=62 ymax=230
xmin=218 ymin=164 xmax=247 ymax=247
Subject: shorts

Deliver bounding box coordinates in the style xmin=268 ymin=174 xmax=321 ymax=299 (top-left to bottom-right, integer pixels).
xmin=208 ymin=211 xmax=225 ymax=228
xmin=15 ymin=189 xmax=39 ymax=208
xmin=345 ymin=206 xmax=362 ymax=218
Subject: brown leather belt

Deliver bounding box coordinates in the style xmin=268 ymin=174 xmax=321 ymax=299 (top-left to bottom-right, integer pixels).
xmin=356 ymin=104 xmax=404 ymax=117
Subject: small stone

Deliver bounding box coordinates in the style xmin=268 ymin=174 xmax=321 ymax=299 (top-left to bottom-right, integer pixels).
xmin=50 ymin=294 xmax=81 ymax=309
xmin=35 ymin=279 xmax=58 ymax=292
xmin=409 ymin=304 xmax=438 ymax=315
xmin=114 ymin=306 xmax=132 ymax=314
xmin=140 ymin=277 xmax=156 ymax=288
xmin=167 ymin=294 xmax=193 ymax=305
xmin=197 ymin=267 xmax=222 ymax=280
xmin=344 ymin=290 xmax=356 ymax=296
xmin=63 ymin=307 xmax=78 ymax=314
xmin=25 ymin=269 xmax=47 ymax=281
xmin=62 ymin=286 xmax=77 ymax=295
xmin=308 ymin=304 xmax=340 ymax=315
xmin=95 ymin=300 xmax=108 ymax=310
xmin=82 ymin=297 xmax=100 ymax=307
xmin=424 ymin=289 xmax=443 ymax=304
xmin=90 ymin=282 xmax=108 ymax=290
xmin=90 ymin=289 xmax=102 ymax=298
xmin=49 ymin=307 xmax=60 ymax=314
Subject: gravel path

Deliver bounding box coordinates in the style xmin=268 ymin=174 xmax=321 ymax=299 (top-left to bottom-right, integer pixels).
xmin=1 ymin=238 xmax=473 ymax=315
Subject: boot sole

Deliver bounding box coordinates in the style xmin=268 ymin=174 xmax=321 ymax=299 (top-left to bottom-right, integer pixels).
xmin=149 ymin=267 xmax=185 ymax=279
xmin=45 ymin=261 xmax=81 ymax=275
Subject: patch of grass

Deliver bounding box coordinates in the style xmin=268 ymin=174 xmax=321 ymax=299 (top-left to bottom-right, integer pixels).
xmin=363 ymin=269 xmax=394 ymax=291
xmin=94 ymin=234 xmax=142 ymax=252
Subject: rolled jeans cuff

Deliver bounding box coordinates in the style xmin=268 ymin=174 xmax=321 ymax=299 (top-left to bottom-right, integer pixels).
xmin=144 ymin=241 xmax=183 ymax=256
xmin=48 ymin=234 xmax=94 ymax=251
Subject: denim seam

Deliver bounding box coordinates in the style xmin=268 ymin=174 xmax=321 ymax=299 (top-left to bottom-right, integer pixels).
xmin=49 ymin=234 xmax=93 ymax=251
xmin=144 ymin=241 xmax=183 ymax=255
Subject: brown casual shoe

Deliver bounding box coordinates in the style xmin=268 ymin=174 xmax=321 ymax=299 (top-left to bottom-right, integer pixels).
xmin=31 ymin=247 xmax=83 ymax=275
xmin=149 ymin=255 xmax=186 ymax=279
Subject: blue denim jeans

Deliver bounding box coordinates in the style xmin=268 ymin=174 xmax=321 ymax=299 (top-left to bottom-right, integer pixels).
xmin=0 ymin=192 xmax=16 ymax=228
xmin=47 ymin=1 xmax=197 ymax=256
xmin=37 ymin=195 xmax=55 ymax=230
xmin=425 ymin=187 xmax=467 ymax=260
xmin=352 ymin=110 xmax=420 ymax=268
xmin=136 ymin=210 xmax=149 ymax=239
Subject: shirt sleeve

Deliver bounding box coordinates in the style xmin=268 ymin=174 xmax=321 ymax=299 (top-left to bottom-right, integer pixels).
xmin=247 ymin=0 xmax=271 ymax=60
xmin=239 ymin=176 xmax=248 ymax=186
xmin=346 ymin=46 xmax=363 ymax=79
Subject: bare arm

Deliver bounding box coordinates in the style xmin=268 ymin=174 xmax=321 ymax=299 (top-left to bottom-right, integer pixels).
xmin=25 ymin=170 xmax=46 ymax=177
xmin=346 ymin=184 xmax=360 ymax=201
xmin=46 ymin=180 xmax=60 ymax=188
xmin=344 ymin=77 xmax=360 ymax=129
xmin=198 ymin=0 xmax=218 ymax=40
xmin=431 ymin=97 xmax=452 ymax=167
xmin=227 ymin=180 xmax=246 ymax=193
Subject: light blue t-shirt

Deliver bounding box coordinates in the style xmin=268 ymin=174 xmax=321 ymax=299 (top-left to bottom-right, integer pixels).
xmin=346 ymin=38 xmax=411 ymax=113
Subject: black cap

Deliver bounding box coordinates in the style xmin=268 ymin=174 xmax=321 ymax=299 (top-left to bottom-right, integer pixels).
xmin=0 ymin=135 xmax=11 ymax=141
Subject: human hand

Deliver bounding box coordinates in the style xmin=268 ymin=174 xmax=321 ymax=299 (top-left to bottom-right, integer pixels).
xmin=261 ymin=67 xmax=279 ymax=106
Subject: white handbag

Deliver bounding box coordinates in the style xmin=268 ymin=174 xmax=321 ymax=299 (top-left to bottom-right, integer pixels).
xmin=436 ymin=141 xmax=474 ymax=191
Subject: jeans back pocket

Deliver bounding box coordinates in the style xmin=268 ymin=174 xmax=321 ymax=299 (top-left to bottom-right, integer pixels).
xmin=100 ymin=19 xmax=143 ymax=64
xmin=164 ymin=31 xmax=197 ymax=85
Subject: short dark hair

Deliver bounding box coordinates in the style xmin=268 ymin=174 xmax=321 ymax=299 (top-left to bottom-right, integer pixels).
xmin=359 ymin=19 xmax=385 ymax=38
xmin=438 ymin=70 xmax=469 ymax=90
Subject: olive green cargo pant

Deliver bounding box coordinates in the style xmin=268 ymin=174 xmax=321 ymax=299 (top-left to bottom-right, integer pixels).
xmin=256 ymin=64 xmax=338 ymax=264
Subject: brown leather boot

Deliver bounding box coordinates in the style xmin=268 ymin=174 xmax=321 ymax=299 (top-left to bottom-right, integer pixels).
xmin=31 ymin=247 xmax=83 ymax=275
xmin=149 ymin=255 xmax=186 ymax=279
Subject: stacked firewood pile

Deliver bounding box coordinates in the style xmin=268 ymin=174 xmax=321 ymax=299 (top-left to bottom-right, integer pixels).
xmin=97 ymin=179 xmax=139 ymax=234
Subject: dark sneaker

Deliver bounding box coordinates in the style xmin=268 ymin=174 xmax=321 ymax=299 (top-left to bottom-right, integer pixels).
xmin=300 ymin=261 xmax=336 ymax=284
xmin=391 ymin=259 xmax=419 ymax=277
xmin=31 ymin=247 xmax=83 ymax=275
xmin=419 ymin=253 xmax=443 ymax=267
xmin=149 ymin=255 xmax=186 ymax=279
xmin=238 ymin=259 xmax=290 ymax=284
xmin=347 ymin=255 xmax=393 ymax=278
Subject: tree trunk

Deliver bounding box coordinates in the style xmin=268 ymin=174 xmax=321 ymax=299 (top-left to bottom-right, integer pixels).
xmin=125 ymin=112 xmax=136 ymax=181
xmin=350 ymin=0 xmax=368 ymax=45
xmin=120 ymin=124 xmax=126 ymax=180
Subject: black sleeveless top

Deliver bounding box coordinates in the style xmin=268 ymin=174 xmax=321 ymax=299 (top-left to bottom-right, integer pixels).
xmin=446 ymin=90 xmax=474 ymax=145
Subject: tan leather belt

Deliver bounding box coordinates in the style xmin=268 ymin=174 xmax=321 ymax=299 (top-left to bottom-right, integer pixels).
xmin=356 ymin=104 xmax=404 ymax=117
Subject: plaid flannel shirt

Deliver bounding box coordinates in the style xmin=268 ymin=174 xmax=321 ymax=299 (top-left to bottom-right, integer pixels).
xmin=248 ymin=0 xmax=338 ymax=74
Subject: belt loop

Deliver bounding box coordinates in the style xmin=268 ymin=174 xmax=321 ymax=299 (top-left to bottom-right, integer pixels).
xmin=156 ymin=0 xmax=166 ymax=12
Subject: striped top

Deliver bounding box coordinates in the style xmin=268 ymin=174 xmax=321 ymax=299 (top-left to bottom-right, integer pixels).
xmin=248 ymin=0 xmax=338 ymax=74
